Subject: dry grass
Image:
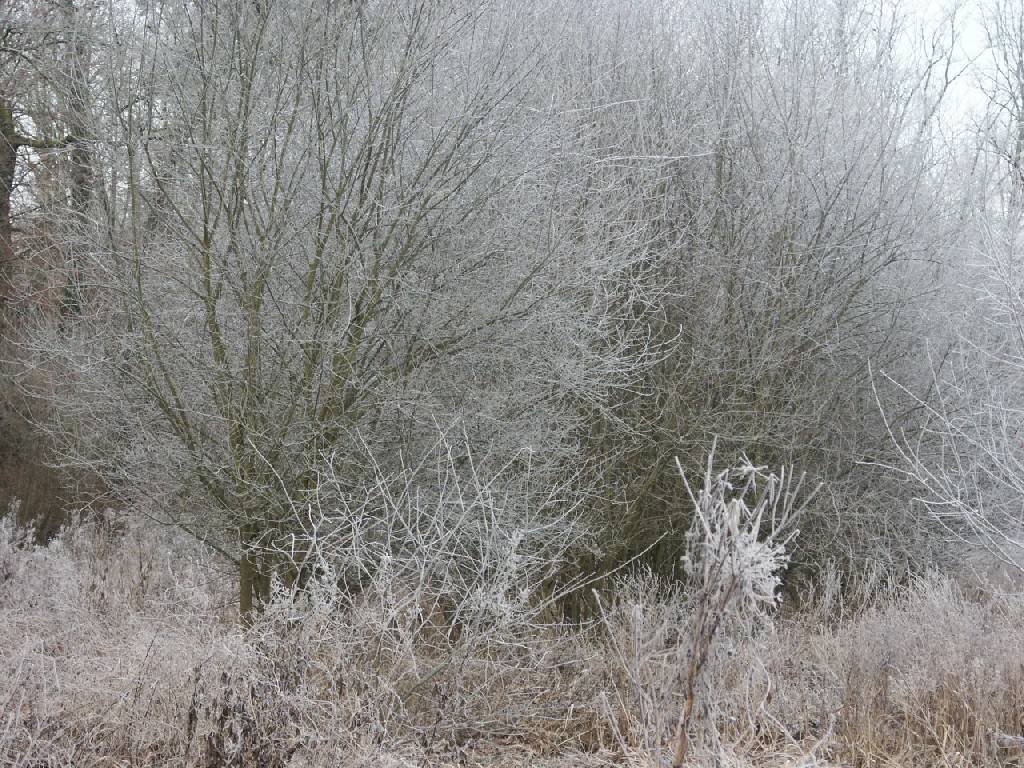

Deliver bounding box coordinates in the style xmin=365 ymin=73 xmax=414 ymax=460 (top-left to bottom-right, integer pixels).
xmin=2 ymin=511 xmax=1024 ymax=767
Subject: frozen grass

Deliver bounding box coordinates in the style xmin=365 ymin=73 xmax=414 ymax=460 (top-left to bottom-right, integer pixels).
xmin=3 ymin=508 xmax=1024 ymax=767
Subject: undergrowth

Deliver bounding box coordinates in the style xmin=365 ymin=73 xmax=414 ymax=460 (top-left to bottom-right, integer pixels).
xmin=2 ymin=506 xmax=1023 ymax=766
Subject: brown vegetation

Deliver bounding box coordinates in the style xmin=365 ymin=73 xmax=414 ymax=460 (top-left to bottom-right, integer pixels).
xmin=2 ymin=511 xmax=1022 ymax=767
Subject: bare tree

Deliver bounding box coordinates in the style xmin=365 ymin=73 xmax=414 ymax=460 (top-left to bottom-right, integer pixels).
xmin=564 ymin=0 xmax=960 ymax=581
xmin=0 ymin=0 xmax=95 ymax=320
xmin=11 ymin=0 xmax=971 ymax=621
xmin=871 ymin=0 xmax=1024 ymax=575
xmin=883 ymin=206 xmax=1024 ymax=573
xmin=25 ymin=0 xmax=654 ymax=620
xmin=979 ymin=0 xmax=1024 ymax=206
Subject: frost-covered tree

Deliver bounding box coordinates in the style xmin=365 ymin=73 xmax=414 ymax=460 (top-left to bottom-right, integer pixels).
xmin=0 ymin=0 xmax=95 ymax=319
xmin=886 ymin=0 xmax=1024 ymax=571
xmin=15 ymin=0 xmax=971 ymax=619
xmin=566 ymin=0 xmax=959 ymax=580
xmin=26 ymin=0 xmax=654 ymax=619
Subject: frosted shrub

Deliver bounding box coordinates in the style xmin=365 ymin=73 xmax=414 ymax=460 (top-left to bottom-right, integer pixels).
xmin=230 ymin=444 xmax=589 ymax=756
xmin=671 ymin=453 xmax=807 ymax=767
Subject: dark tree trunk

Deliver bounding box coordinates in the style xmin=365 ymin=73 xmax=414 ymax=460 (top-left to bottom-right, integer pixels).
xmin=0 ymin=100 xmax=18 ymax=313
xmin=0 ymin=96 xmax=74 ymax=325
xmin=59 ymin=0 xmax=93 ymax=317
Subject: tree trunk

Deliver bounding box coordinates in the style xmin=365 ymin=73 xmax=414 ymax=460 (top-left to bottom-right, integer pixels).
xmin=0 ymin=98 xmax=71 ymax=323
xmin=240 ymin=522 xmax=257 ymax=626
xmin=59 ymin=0 xmax=93 ymax=317
xmin=0 ymin=100 xmax=18 ymax=314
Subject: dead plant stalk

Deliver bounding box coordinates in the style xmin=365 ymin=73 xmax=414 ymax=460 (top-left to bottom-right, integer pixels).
xmin=671 ymin=454 xmax=805 ymax=768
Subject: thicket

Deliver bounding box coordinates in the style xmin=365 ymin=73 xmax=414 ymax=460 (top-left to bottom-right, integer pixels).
xmin=3 ymin=0 xmax=1024 ymax=765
